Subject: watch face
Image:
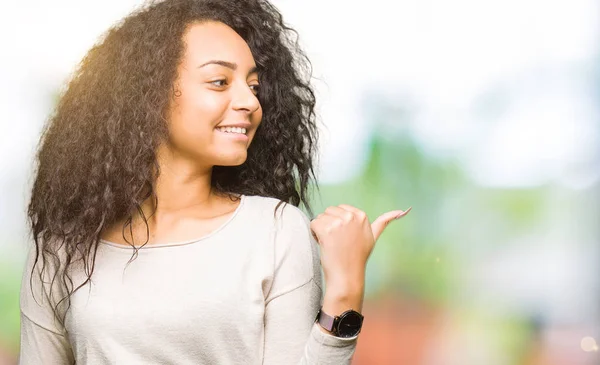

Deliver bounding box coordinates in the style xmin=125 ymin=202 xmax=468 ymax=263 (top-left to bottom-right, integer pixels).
xmin=336 ymin=311 xmax=363 ymax=338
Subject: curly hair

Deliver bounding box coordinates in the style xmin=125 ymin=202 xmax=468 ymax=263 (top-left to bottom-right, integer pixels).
xmin=27 ymin=0 xmax=319 ymax=324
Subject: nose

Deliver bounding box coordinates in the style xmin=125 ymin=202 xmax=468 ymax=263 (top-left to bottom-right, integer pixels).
xmin=231 ymin=81 xmax=261 ymax=114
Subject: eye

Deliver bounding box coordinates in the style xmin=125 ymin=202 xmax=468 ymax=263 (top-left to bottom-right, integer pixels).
xmin=209 ymin=79 xmax=228 ymax=87
xmin=249 ymin=84 xmax=260 ymax=95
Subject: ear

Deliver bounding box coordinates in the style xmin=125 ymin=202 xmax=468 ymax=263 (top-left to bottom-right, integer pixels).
xmin=173 ymin=83 xmax=182 ymax=98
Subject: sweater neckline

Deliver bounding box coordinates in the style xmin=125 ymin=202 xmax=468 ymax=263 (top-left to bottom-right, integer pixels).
xmin=99 ymin=194 xmax=246 ymax=250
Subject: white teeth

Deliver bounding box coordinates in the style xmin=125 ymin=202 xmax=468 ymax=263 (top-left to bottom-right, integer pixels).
xmin=217 ymin=127 xmax=247 ymax=134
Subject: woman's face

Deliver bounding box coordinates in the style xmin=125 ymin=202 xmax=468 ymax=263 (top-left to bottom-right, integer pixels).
xmin=167 ymin=21 xmax=262 ymax=167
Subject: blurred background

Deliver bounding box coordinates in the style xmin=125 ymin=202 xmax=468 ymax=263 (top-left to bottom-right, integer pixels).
xmin=1 ymin=0 xmax=599 ymax=364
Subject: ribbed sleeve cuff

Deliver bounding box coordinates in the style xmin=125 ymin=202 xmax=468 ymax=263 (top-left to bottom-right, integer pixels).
xmin=310 ymin=322 xmax=359 ymax=347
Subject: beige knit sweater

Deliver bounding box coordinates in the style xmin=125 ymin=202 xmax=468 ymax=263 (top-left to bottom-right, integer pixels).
xmin=19 ymin=195 xmax=358 ymax=364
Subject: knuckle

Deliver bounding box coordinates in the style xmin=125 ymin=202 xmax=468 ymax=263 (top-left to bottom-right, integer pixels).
xmin=357 ymin=211 xmax=367 ymax=221
xmin=343 ymin=212 xmax=354 ymax=222
xmin=332 ymin=218 xmax=343 ymax=228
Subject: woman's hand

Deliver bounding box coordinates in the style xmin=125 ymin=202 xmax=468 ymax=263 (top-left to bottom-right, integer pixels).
xmin=310 ymin=205 xmax=411 ymax=315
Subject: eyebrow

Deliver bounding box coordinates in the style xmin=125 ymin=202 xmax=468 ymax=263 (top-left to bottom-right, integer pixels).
xmin=198 ymin=60 xmax=258 ymax=75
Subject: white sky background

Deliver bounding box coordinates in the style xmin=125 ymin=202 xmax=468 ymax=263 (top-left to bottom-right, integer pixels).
xmin=275 ymin=0 xmax=600 ymax=187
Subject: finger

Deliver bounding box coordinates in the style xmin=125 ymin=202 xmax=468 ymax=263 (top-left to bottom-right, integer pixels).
xmin=325 ymin=206 xmax=353 ymax=220
xmin=310 ymin=214 xmax=325 ymax=242
xmin=310 ymin=229 xmax=319 ymax=243
xmin=338 ymin=204 xmax=368 ymax=221
xmin=310 ymin=213 xmax=339 ymax=243
xmin=337 ymin=204 xmax=361 ymax=213
xmin=309 ymin=220 xmax=320 ymax=243
xmin=370 ymin=207 xmax=412 ymax=242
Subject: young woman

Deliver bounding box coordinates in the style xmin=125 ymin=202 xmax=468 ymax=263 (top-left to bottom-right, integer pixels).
xmin=19 ymin=0 xmax=410 ymax=363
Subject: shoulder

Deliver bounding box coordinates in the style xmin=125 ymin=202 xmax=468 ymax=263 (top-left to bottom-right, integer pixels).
xmin=245 ymin=196 xmax=322 ymax=298
xmin=242 ymin=195 xmax=312 ymax=231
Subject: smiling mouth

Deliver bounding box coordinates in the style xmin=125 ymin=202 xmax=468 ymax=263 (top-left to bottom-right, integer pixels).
xmin=215 ymin=126 xmax=248 ymax=135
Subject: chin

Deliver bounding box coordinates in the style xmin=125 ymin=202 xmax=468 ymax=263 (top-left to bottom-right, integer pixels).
xmin=214 ymin=152 xmax=248 ymax=167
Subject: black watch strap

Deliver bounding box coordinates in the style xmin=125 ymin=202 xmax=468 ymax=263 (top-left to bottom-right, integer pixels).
xmin=316 ymin=308 xmax=335 ymax=332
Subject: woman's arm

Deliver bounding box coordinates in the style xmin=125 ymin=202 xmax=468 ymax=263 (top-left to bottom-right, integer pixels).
xmin=263 ymin=278 xmax=358 ymax=365
xmin=261 ymin=204 xmax=359 ymax=364
xmin=262 ymin=202 xmax=410 ymax=364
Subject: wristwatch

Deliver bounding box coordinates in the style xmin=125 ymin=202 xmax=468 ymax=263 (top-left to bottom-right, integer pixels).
xmin=315 ymin=307 xmax=364 ymax=338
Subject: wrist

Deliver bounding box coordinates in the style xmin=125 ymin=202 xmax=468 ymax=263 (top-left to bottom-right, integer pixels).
xmin=325 ymin=273 xmax=365 ymax=297
xmin=322 ymin=285 xmax=365 ymax=315
xmin=316 ymin=304 xmax=365 ymax=338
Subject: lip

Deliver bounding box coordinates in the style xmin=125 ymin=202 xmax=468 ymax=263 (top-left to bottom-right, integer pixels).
xmin=215 ymin=128 xmax=250 ymax=142
xmin=215 ymin=122 xmax=252 ymax=129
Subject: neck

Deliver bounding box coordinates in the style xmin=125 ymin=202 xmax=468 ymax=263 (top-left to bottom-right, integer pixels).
xmin=139 ymin=143 xmax=216 ymax=220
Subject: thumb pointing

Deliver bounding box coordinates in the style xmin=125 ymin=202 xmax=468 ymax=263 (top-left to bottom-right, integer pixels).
xmin=370 ymin=207 xmax=412 ymax=241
